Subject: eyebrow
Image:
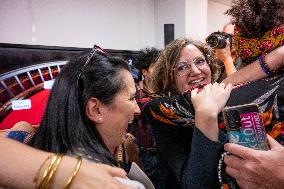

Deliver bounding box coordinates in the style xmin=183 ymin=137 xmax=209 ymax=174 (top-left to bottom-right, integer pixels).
xmin=192 ymin=55 xmax=205 ymax=63
xmin=178 ymin=55 xmax=204 ymax=65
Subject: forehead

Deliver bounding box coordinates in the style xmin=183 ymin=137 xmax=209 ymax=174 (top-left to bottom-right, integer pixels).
xmin=179 ymin=44 xmax=203 ymax=60
xmin=118 ymin=69 xmax=136 ymax=95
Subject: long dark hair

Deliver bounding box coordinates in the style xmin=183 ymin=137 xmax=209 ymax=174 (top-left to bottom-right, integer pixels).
xmin=30 ymin=50 xmax=130 ymax=165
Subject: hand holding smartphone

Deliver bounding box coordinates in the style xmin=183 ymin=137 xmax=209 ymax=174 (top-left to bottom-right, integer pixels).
xmin=222 ymin=103 xmax=269 ymax=150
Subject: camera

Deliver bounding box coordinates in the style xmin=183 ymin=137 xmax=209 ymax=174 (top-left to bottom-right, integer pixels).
xmin=206 ymin=32 xmax=232 ymax=49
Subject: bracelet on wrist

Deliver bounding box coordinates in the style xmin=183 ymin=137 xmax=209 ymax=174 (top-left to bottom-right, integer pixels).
xmin=258 ymin=54 xmax=275 ymax=77
xmin=38 ymin=153 xmax=64 ymax=189
xmin=63 ymin=156 xmax=83 ymax=189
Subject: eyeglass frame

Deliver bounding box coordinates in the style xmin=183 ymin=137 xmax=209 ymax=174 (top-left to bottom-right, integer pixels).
xmin=172 ymin=55 xmax=209 ymax=77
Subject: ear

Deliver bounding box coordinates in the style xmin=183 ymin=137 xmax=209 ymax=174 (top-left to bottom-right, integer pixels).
xmin=85 ymin=97 xmax=104 ymax=124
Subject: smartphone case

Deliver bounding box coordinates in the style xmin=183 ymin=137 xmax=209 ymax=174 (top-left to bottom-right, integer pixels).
xmin=222 ymin=103 xmax=269 ymax=150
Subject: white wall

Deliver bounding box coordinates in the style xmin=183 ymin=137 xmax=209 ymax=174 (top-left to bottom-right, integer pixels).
xmin=207 ymin=0 xmax=231 ymax=35
xmin=185 ymin=0 xmax=208 ymax=42
xmin=0 ymin=1 xmax=32 ymax=44
xmin=154 ymin=0 xmax=185 ymax=49
xmin=0 ymin=0 xmax=155 ymax=50
xmin=154 ymin=0 xmax=231 ymax=47
xmin=0 ymin=0 xmax=231 ymax=50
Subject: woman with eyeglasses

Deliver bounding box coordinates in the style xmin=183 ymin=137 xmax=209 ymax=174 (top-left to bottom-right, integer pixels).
xmin=141 ymin=35 xmax=283 ymax=188
xmin=0 ymin=47 xmax=152 ymax=189
xmin=137 ymin=38 xmax=231 ymax=189
xmin=141 ymin=0 xmax=284 ymax=188
xmin=152 ymin=38 xmax=221 ymax=96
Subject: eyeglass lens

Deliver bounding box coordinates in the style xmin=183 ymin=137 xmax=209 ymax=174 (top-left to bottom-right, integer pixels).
xmin=174 ymin=55 xmax=207 ymax=76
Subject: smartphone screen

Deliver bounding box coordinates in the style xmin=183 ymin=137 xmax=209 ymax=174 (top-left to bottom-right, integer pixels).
xmin=222 ymin=103 xmax=269 ymax=150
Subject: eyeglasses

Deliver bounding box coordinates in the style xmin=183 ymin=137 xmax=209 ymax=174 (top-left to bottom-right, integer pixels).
xmin=77 ymin=45 xmax=106 ymax=85
xmin=172 ymin=55 xmax=207 ymax=77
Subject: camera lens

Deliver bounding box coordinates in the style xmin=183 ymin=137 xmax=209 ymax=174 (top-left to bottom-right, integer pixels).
xmin=206 ymin=32 xmax=228 ymax=49
xmin=206 ymin=35 xmax=219 ymax=48
xmin=226 ymin=110 xmax=241 ymax=130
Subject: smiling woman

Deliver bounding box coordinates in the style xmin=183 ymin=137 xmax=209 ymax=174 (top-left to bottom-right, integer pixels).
xmin=152 ymin=37 xmax=221 ymax=96
xmin=173 ymin=44 xmax=212 ymax=93
xmin=0 ymin=46 xmax=152 ymax=189
xmin=30 ymin=46 xmax=141 ymax=165
xmin=95 ymin=69 xmax=140 ymax=154
xmin=137 ymin=38 xmax=223 ymax=189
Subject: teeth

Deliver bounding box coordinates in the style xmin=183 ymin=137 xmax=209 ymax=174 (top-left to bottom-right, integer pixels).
xmin=189 ymin=79 xmax=203 ymax=84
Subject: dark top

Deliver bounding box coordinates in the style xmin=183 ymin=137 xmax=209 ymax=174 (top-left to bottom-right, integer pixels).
xmin=142 ymin=73 xmax=284 ymax=189
xmin=142 ymin=92 xmax=227 ymax=189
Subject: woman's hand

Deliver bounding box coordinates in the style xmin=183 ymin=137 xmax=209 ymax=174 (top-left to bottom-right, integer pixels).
xmin=191 ymin=82 xmax=232 ymax=116
xmin=191 ymin=83 xmax=232 ymax=141
xmin=215 ymin=40 xmax=232 ymax=64
xmin=215 ymin=40 xmax=236 ymax=76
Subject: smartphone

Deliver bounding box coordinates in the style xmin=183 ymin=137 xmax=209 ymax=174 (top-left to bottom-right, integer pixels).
xmin=222 ymin=103 xmax=269 ymax=150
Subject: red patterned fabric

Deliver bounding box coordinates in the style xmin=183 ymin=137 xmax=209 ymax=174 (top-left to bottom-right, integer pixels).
xmin=233 ymin=25 xmax=284 ymax=63
xmin=0 ymin=89 xmax=50 ymax=130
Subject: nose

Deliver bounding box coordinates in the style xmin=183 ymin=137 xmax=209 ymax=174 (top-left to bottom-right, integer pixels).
xmin=189 ymin=64 xmax=202 ymax=76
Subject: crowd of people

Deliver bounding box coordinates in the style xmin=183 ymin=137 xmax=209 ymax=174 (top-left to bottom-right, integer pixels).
xmin=1 ymin=0 xmax=284 ymax=189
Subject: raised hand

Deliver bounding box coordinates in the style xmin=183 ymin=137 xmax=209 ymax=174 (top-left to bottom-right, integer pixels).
xmin=191 ymin=82 xmax=232 ymax=141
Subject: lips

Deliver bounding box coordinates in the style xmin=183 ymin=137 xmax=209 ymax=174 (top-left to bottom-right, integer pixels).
xmin=189 ymin=83 xmax=209 ymax=92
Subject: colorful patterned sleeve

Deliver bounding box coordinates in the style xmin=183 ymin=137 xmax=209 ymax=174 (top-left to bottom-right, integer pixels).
xmin=142 ymin=92 xmax=195 ymax=128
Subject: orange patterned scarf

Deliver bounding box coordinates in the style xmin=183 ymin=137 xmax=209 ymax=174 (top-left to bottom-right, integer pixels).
xmin=233 ymin=25 xmax=284 ymax=63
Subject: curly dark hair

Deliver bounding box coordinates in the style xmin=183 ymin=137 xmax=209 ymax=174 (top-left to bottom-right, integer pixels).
xmin=135 ymin=47 xmax=160 ymax=71
xmin=226 ymin=0 xmax=284 ymax=38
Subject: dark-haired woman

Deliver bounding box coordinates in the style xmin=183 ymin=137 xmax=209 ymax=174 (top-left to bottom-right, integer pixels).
xmin=31 ymin=47 xmax=140 ymax=165
xmin=0 ymin=46 xmax=150 ymax=189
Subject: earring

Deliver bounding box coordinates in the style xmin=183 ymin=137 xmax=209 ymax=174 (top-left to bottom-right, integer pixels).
xmin=98 ymin=117 xmax=102 ymax=122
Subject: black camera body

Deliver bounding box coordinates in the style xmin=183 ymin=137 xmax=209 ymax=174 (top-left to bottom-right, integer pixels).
xmin=206 ymin=31 xmax=232 ymax=49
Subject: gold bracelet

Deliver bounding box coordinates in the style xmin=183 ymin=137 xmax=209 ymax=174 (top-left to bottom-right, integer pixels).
xmin=63 ymin=156 xmax=83 ymax=189
xmin=38 ymin=153 xmax=63 ymax=189
xmin=38 ymin=154 xmax=58 ymax=188
xmin=42 ymin=154 xmax=63 ymax=189
xmin=35 ymin=154 xmax=53 ymax=187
